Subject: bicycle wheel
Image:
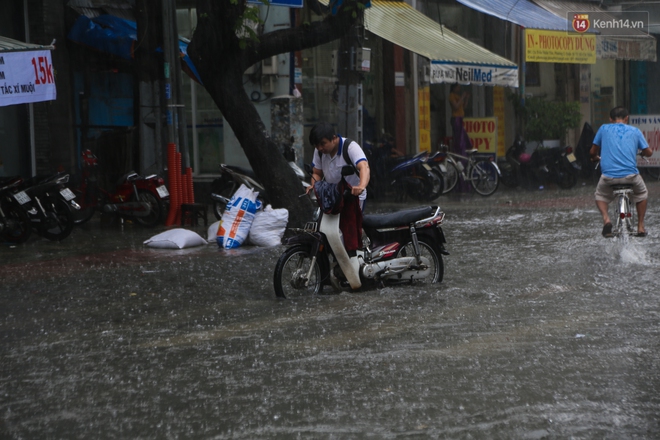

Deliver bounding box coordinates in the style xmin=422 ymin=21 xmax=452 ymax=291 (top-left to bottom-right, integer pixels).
xmin=624 ymin=196 xmax=635 ymax=234
xmin=469 ymin=160 xmax=499 ymax=196
xmin=274 ymin=245 xmax=326 ymax=298
xmin=394 ymin=236 xmax=443 ymax=283
xmin=441 ymin=160 xmax=459 ymax=194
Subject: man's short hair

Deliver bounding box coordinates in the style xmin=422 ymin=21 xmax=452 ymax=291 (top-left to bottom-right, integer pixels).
xmin=309 ymin=122 xmax=336 ymax=146
xmin=610 ymin=106 xmax=629 ymax=121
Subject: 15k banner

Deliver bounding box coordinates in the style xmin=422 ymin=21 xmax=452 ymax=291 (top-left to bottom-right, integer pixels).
xmin=0 ymin=50 xmax=56 ymax=106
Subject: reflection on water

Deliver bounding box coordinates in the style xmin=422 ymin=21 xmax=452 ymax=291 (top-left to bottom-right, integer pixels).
xmin=1 ymin=183 xmax=659 ymax=438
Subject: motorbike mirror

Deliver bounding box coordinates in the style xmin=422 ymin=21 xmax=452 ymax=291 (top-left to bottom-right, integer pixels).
xmin=341 ymin=165 xmax=355 ymax=176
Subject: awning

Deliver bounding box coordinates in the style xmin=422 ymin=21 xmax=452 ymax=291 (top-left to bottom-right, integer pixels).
xmin=0 ymin=36 xmax=56 ymax=106
xmin=455 ymin=0 xmax=570 ymax=31
xmin=531 ymin=0 xmax=657 ymax=62
xmin=364 ymin=1 xmax=518 ymax=87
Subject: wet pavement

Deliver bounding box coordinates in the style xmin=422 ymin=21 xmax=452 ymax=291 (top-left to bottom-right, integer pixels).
xmin=1 ymin=180 xmax=660 ymax=439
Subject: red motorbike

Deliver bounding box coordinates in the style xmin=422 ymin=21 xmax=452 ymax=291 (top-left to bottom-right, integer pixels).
xmin=71 ymin=149 xmax=170 ymax=227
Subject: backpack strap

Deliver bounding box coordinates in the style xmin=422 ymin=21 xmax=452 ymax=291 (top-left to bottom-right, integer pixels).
xmin=342 ymin=137 xmax=360 ymax=177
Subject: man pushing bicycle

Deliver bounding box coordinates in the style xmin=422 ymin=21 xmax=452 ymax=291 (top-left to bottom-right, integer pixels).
xmin=590 ymin=106 xmax=653 ymax=238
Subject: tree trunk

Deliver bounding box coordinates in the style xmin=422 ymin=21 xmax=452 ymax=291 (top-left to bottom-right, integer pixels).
xmin=188 ymin=0 xmax=367 ymax=226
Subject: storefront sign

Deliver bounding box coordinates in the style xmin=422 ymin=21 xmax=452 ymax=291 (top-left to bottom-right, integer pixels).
xmin=430 ymin=62 xmax=518 ymax=88
xmin=463 ymin=117 xmax=497 ymax=155
xmin=492 ymin=87 xmax=506 ymax=157
xmin=629 ymin=115 xmax=660 ymax=167
xmin=418 ymin=86 xmax=431 ymax=152
xmin=525 ymin=29 xmax=596 ymax=64
xmin=596 ymin=37 xmax=656 ymax=62
xmin=0 ymin=50 xmax=56 ymax=106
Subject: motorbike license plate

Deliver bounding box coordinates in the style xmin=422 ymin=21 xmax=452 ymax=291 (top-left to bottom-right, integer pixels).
xmin=156 ymin=185 xmax=169 ymax=198
xmin=423 ymin=163 xmax=432 ymax=171
xmin=60 ymin=187 xmax=76 ymax=201
xmin=13 ymin=191 xmax=31 ymax=205
xmin=567 ymin=153 xmax=576 ymax=163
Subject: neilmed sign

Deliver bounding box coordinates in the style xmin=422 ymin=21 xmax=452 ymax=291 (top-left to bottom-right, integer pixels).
xmin=430 ymin=62 xmax=518 ymax=88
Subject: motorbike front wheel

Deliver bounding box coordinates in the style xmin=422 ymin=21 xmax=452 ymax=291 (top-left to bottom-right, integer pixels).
xmin=133 ymin=190 xmax=163 ymax=227
xmin=274 ymin=244 xmax=327 ymax=299
xmin=211 ymin=181 xmax=238 ymax=220
xmin=395 ymin=236 xmax=444 ymax=283
xmin=71 ymin=189 xmax=97 ymax=225
xmin=37 ymin=197 xmax=74 ymax=241
xmin=555 ymin=163 xmax=578 ymax=189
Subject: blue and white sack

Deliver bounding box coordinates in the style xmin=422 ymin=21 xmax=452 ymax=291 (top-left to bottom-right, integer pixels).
xmin=217 ymin=184 xmax=259 ymax=249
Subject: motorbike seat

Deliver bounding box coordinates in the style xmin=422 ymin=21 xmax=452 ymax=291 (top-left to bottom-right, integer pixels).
xmin=363 ymin=206 xmax=436 ymax=228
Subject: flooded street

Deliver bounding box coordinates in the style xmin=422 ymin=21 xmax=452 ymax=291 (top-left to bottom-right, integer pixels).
xmin=2 ymin=182 xmax=659 ymax=439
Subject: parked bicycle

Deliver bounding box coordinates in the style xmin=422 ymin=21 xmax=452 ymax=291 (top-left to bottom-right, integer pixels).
xmin=428 ymin=145 xmax=500 ymax=196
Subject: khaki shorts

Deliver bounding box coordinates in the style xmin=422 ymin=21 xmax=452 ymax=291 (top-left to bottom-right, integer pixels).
xmin=595 ymin=174 xmax=648 ymax=204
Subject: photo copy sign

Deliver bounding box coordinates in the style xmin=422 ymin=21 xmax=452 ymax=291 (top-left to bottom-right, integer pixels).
xmin=463 ymin=117 xmax=498 ymax=157
xmin=0 ymin=50 xmax=56 ymax=106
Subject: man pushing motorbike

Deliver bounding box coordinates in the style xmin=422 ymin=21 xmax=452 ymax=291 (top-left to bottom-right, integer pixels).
xmin=590 ymin=106 xmax=652 ymax=237
xmin=306 ymin=122 xmax=370 ymax=211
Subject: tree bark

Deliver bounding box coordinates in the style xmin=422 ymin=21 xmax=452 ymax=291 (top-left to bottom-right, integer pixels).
xmin=188 ymin=0 xmax=366 ymax=226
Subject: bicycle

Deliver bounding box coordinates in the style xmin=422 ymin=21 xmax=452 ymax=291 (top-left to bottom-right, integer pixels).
xmin=429 ymin=146 xmax=500 ymax=196
xmin=610 ymin=183 xmax=635 ymax=237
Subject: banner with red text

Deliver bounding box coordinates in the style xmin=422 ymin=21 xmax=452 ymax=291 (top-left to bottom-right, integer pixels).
xmin=463 ymin=117 xmax=497 ymax=156
xmin=629 ymin=115 xmax=660 ymax=167
xmin=0 ymin=50 xmax=56 ymax=106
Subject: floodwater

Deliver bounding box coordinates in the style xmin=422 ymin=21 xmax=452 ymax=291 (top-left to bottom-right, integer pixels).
xmin=1 ymin=181 xmax=659 ymax=439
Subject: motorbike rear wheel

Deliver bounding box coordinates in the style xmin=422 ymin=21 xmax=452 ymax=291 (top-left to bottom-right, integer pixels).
xmin=133 ymin=190 xmax=163 ymax=227
xmin=71 ymin=189 xmax=97 ymax=225
xmin=394 ymin=236 xmax=443 ymax=283
xmin=211 ymin=181 xmax=238 ymax=220
xmin=1 ymin=201 xmax=31 ymax=244
xmin=470 ymin=160 xmax=499 ymax=196
xmin=37 ymin=197 xmax=74 ymax=241
xmin=274 ymin=244 xmax=327 ymax=298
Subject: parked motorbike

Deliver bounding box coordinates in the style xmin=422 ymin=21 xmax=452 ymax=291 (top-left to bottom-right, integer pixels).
xmin=499 ymin=138 xmax=580 ymax=189
xmin=0 ymin=176 xmax=32 ymax=244
xmin=71 ymin=149 xmax=169 ymax=227
xmin=365 ymin=138 xmax=443 ymax=201
xmin=273 ymin=166 xmax=448 ymax=298
xmin=210 ymin=143 xmax=308 ymax=220
xmin=11 ymin=172 xmax=75 ymax=241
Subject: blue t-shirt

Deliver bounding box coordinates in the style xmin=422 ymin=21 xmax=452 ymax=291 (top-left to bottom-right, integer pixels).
xmin=593 ymin=123 xmax=648 ymax=178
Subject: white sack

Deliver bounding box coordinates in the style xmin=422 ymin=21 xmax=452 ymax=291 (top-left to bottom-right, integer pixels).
xmin=247 ymin=205 xmax=289 ymax=247
xmin=207 ymin=220 xmax=221 ymax=242
xmin=144 ymin=229 xmax=208 ymax=249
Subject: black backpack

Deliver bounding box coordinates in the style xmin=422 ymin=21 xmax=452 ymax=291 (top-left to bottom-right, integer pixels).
xmin=342 ymin=138 xmax=360 ymax=177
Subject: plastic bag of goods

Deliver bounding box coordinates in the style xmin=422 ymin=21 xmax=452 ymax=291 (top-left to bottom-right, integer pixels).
xmin=217 ymin=184 xmax=259 ymax=249
xmin=248 ymin=205 xmax=289 ymax=247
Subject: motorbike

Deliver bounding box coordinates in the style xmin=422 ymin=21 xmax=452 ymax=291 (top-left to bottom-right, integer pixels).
xmin=71 ymin=149 xmax=170 ymax=227
xmin=273 ymin=166 xmax=448 ymax=298
xmin=11 ymin=172 xmax=75 ymax=241
xmin=210 ymin=143 xmax=308 ymax=220
xmin=0 ymin=176 xmax=32 ymax=244
xmin=499 ymin=138 xmax=580 ymax=189
xmin=365 ymin=138 xmax=443 ymax=201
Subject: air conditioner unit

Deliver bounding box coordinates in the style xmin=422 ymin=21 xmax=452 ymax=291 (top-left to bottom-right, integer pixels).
xmin=262 ymin=56 xmax=278 ymax=75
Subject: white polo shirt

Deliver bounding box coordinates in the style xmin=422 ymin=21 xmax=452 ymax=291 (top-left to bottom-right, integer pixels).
xmin=312 ymin=137 xmax=368 ymax=201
